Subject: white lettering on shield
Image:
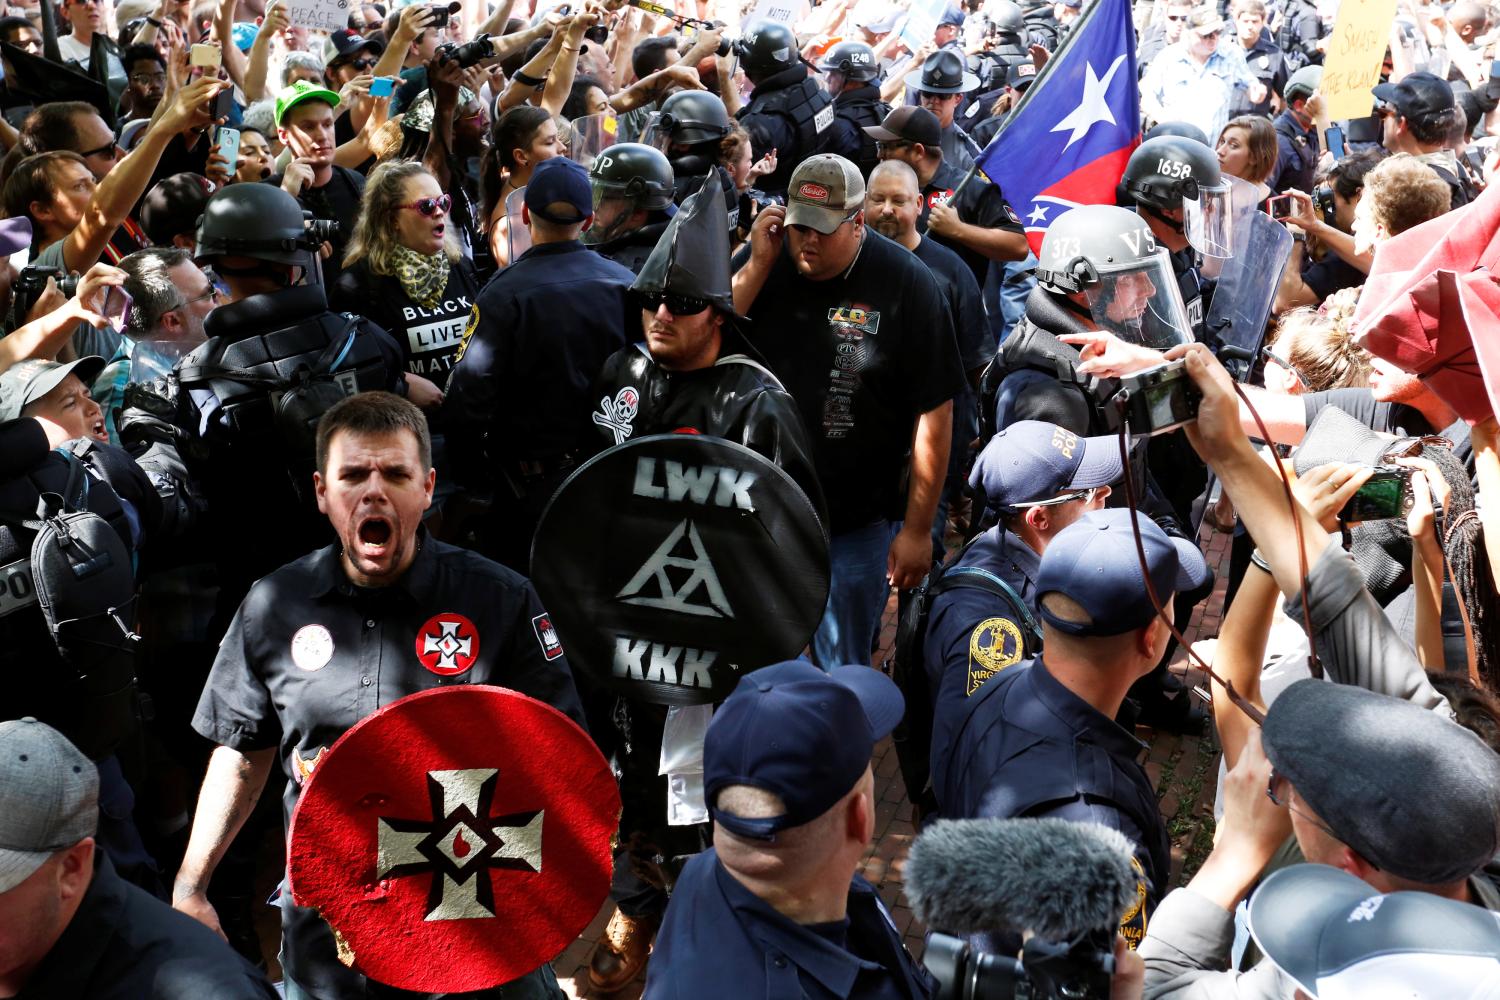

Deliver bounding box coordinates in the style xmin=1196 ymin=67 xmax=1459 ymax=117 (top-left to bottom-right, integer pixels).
xmin=631 ymin=457 xmax=757 ymax=508
xmin=611 ymin=637 xmax=716 ymax=688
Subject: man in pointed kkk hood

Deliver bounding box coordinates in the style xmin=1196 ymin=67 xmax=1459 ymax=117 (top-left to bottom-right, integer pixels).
xmin=578 ymin=170 xmax=825 ymax=990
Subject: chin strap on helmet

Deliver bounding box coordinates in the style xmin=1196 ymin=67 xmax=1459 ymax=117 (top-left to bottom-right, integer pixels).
xmin=1140 ymin=201 xmax=1186 ymax=236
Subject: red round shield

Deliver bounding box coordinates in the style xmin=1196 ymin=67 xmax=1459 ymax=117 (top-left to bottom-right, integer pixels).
xmin=288 ymin=687 xmax=620 ymax=992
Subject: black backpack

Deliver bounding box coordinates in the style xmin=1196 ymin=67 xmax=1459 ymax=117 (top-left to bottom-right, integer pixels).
xmin=0 ymin=453 xmax=140 ymax=759
xmin=885 ymin=549 xmax=1042 ymax=820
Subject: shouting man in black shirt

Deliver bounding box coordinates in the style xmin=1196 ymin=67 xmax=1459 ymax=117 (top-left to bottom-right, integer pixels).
xmin=732 ymin=154 xmax=965 ymax=668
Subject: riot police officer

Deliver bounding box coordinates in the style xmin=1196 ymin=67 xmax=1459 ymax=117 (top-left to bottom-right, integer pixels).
xmin=1117 ymin=134 xmax=1229 ymax=340
xmin=964 ymin=1 xmax=1028 ymax=130
xmin=584 ymin=142 xmax=677 ymax=274
xmin=122 ymin=182 xmax=407 ymax=610
xmin=644 ymin=90 xmax=739 ymax=226
xmin=732 ymin=21 xmax=834 ymax=197
xmin=818 ymin=40 xmax=889 ymax=178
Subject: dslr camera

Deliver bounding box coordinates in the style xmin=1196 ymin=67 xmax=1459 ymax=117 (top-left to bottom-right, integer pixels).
xmin=437 ymin=32 xmax=495 ymax=68
xmin=925 ymin=929 xmax=1116 ymax=1000
xmin=1117 ymin=360 xmax=1201 ymax=437
xmin=302 ymin=215 xmax=341 ymax=247
xmin=12 ymin=265 xmax=80 ymax=322
xmin=1312 ymin=185 xmax=1337 ymax=228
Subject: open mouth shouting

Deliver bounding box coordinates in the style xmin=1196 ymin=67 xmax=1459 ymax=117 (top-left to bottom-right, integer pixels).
xmin=354 ymin=513 xmax=395 ymax=563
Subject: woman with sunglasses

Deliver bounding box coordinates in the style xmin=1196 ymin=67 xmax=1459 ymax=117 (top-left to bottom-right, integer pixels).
xmin=334 ymin=160 xmax=477 ymax=402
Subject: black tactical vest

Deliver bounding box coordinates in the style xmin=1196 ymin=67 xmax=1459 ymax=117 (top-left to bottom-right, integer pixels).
xmin=741 ymin=72 xmax=835 ymax=194
xmin=835 ymin=90 xmax=891 ymax=178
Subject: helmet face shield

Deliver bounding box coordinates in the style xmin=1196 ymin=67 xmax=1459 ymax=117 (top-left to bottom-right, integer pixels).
xmin=582 ymin=177 xmax=643 ymax=245
xmin=1183 ymin=176 xmax=1235 ymax=258
xmin=639 ymin=112 xmax=674 ymax=154
xmin=1083 ymin=248 xmax=1194 ymax=349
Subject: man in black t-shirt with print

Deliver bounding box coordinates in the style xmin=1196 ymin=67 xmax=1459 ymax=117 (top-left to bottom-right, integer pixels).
xmin=732 ymin=154 xmax=966 ymax=668
xmin=266 ymin=82 xmax=366 ymax=290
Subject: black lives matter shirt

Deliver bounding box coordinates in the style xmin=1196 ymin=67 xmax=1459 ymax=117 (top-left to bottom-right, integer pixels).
xmin=332 ymin=256 xmax=480 ymax=387
xmin=736 ymin=229 xmax=966 ymax=535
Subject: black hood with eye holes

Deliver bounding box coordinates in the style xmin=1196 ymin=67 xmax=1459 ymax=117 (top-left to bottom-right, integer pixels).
xmin=630 ymin=170 xmax=741 ymax=321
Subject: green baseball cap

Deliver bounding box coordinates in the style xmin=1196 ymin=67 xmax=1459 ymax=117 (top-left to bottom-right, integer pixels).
xmin=275 ymin=80 xmax=341 ymax=126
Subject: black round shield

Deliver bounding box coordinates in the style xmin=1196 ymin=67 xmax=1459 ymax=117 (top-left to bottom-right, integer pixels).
xmin=531 ymin=434 xmax=829 ymax=706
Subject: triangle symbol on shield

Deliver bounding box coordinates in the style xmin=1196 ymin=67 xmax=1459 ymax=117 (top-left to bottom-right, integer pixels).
xmin=616 ymin=519 xmax=734 ymax=619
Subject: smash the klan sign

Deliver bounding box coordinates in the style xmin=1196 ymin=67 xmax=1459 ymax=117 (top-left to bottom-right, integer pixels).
xmin=288 ymin=687 xmax=620 ymax=993
xmin=531 ymin=434 xmax=830 ymax=706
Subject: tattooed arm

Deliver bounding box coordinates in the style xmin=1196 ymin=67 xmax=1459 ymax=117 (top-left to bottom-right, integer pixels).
xmin=171 ymin=745 xmax=277 ymax=937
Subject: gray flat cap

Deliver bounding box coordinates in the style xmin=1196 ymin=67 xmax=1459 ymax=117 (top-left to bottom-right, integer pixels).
xmin=1264 ymin=679 xmax=1500 ymax=884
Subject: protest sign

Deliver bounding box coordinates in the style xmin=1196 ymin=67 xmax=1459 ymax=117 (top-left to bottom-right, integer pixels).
xmin=284 ymin=0 xmax=347 ymax=33
xmin=1318 ymin=0 xmax=1399 ymax=120
xmin=747 ymin=0 xmax=810 ymax=27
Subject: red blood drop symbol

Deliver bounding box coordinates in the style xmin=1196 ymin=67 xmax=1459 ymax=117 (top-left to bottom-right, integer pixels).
xmin=453 ymin=829 xmax=471 ymax=858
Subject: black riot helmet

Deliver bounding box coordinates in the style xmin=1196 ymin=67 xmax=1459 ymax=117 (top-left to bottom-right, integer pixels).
xmin=590 ymin=144 xmax=676 ymax=209
xmin=818 ymin=40 xmax=880 ymax=82
xmin=990 ymin=0 xmax=1025 ymax=36
xmin=734 ymin=21 xmax=800 ymax=78
xmin=632 ymin=170 xmax=740 ymax=319
xmin=194 ymin=182 xmax=311 ymax=267
xmin=1143 ymin=120 xmax=1210 ymax=147
xmin=647 ymin=90 xmax=732 ymax=148
xmin=1119 ymin=135 xmax=1233 ymax=256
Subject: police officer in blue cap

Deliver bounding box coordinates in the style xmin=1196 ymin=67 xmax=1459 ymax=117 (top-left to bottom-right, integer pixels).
xmin=921 ymin=420 xmax=1120 ymax=786
xmin=646 ymin=660 xmax=933 ymax=999
xmin=931 ymin=507 xmax=1211 ymax=949
xmin=444 ymin=157 xmax=637 ymax=572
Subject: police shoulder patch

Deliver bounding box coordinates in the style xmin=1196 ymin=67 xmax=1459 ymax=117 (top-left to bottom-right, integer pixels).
xmin=1118 ymin=854 xmax=1149 ymax=949
xmin=967 ymin=616 xmax=1023 ymax=695
xmin=453 ymin=303 xmax=481 ymax=364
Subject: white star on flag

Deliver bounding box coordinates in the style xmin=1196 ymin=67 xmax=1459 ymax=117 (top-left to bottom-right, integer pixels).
xmin=1026 ymin=205 xmax=1048 ymax=225
xmin=1050 ymin=54 xmax=1128 ymax=151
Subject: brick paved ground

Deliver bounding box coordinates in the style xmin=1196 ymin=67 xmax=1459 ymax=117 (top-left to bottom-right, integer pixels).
xmin=550 ymin=518 xmax=1237 ymax=998
xmin=246 ymin=519 xmax=1235 ymax=993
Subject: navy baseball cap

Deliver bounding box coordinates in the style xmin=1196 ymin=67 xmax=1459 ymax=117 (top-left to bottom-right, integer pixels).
xmin=0 ymin=217 xmax=32 ymax=256
xmin=969 ymin=420 xmax=1123 ymax=509
xmin=1373 ymin=71 xmax=1454 ymax=123
xmin=1035 ymin=508 xmax=1210 ymax=637
xmin=938 ymin=3 xmax=965 ymax=26
xmin=524 ymin=157 xmax=594 ymax=225
xmin=705 ymin=660 xmax=904 ymax=841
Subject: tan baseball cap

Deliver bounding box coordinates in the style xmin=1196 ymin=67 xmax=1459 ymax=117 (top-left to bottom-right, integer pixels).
xmin=785 ymin=155 xmax=866 ymax=235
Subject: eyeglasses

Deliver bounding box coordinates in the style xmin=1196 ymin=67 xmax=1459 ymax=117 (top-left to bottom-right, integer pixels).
xmin=1267 ymin=768 xmax=1352 ymax=850
xmin=78 ymin=139 xmax=120 ymax=160
xmin=399 ymin=194 xmax=451 ymax=217
xmin=1374 ymin=103 xmax=1398 ymax=119
xmin=640 ymin=292 xmax=711 ymax=316
xmin=182 ymin=283 xmax=220 ymax=306
xmin=1012 ymin=487 xmax=1100 ymax=509
xmin=130 ymin=72 xmax=167 ymax=85
xmin=1260 ymin=346 xmax=1307 ymax=388
xmin=876 ymin=139 xmax=912 ymax=153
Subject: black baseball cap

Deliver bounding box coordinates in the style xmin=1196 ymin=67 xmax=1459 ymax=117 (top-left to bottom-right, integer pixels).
xmin=1008 ymin=60 xmax=1038 ymax=90
xmin=322 ymin=28 xmax=384 ymax=66
xmin=863 ymin=105 xmax=943 ymax=148
xmin=1263 ymin=679 xmax=1500 ymax=884
xmin=139 ymin=172 xmax=215 ymax=246
xmin=969 ymin=420 xmax=1122 ymax=509
xmin=704 ymin=660 xmax=904 ymax=841
xmin=1035 ymin=508 xmax=1210 ymax=637
xmin=1372 ymin=70 xmax=1455 ymax=123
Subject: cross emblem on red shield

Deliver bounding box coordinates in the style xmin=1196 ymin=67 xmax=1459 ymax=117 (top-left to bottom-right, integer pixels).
xmin=416 ymin=613 xmax=480 ymax=676
xmin=288 ymin=687 xmax=620 ymax=992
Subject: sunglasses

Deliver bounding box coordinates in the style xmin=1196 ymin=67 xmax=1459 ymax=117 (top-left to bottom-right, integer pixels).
xmin=641 ymin=292 xmax=711 ymax=316
xmin=347 ymin=56 xmax=378 ymax=71
xmin=399 ymin=194 xmax=451 ymax=217
xmin=1260 ymin=346 xmax=1307 ymax=388
xmin=876 ymin=139 xmax=912 ymax=152
xmin=1012 ymin=487 xmax=1100 ymax=510
xmin=78 ymin=139 xmax=120 ymax=160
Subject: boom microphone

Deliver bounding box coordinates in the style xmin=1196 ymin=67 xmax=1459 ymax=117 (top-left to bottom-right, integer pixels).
xmin=905 ymin=818 xmax=1139 ymax=941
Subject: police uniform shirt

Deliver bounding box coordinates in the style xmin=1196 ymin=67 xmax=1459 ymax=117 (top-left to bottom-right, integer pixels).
xmin=939 ymin=122 xmax=976 ymax=173
xmin=1270 ymin=109 xmax=1319 ymax=195
xmin=332 ymin=256 xmax=480 ymax=386
xmin=645 ymin=848 xmax=933 ymax=1000
xmin=1228 ymin=31 xmax=1288 ymax=118
xmin=736 ymin=229 xmax=966 ymax=535
xmin=191 ymin=534 xmax=585 ymax=994
xmin=443 ymin=240 xmax=637 ymax=484
xmin=918 ymin=158 xmax=1025 ymax=290
xmin=912 ymin=235 xmax=991 ymax=376
xmin=922 ymin=525 xmax=1039 ymax=776
xmin=933 ymin=658 xmax=1165 ymax=949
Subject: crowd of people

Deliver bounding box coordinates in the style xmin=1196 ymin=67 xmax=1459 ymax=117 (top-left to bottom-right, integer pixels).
xmin=2 ymin=0 xmax=1500 ymax=995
